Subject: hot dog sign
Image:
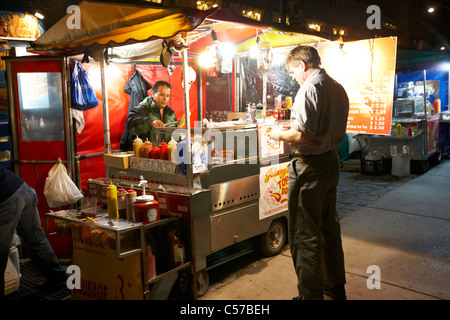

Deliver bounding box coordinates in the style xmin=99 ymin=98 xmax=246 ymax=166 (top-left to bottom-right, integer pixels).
xmin=259 ymin=162 xmax=289 ymax=220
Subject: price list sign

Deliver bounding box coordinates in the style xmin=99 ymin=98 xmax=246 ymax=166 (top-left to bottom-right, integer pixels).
xmin=319 ymin=37 xmax=397 ymax=135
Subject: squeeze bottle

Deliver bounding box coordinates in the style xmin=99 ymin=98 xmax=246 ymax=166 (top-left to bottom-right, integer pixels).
xmin=106 ymin=182 xmax=119 ymax=220
xmin=151 ymin=146 xmax=160 ymax=159
xmin=139 ymin=139 xmax=153 ymax=158
xmin=396 ymin=123 xmax=402 ymax=137
xmin=168 ymin=138 xmax=177 ymax=161
xmin=117 ymin=187 xmax=127 ymax=219
xmin=159 ymin=140 xmax=168 ymax=160
xmin=126 ymin=187 xmax=137 ymax=222
xmin=433 ymin=98 xmax=441 ymax=114
xmin=246 ymin=106 xmax=252 ymax=123
xmin=133 ymin=135 xmax=144 ymax=158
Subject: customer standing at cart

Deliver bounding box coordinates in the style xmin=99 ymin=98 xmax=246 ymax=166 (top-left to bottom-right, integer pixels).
xmin=0 ymin=167 xmax=67 ymax=299
xmin=268 ymin=45 xmax=349 ymax=300
xmin=125 ymin=80 xmax=177 ymax=146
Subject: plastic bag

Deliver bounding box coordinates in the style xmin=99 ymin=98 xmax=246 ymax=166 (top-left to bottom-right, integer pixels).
xmin=71 ymin=61 xmax=99 ymax=111
xmin=44 ymin=160 xmax=84 ymax=208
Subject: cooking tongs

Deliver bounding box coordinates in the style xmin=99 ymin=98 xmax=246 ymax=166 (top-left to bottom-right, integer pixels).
xmin=165 ymin=120 xmax=182 ymax=127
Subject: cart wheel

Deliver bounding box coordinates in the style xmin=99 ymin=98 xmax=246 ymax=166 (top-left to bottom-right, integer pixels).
xmin=258 ymin=219 xmax=287 ymax=257
xmin=196 ymin=270 xmax=209 ymax=297
xmin=177 ymin=270 xmax=209 ymax=298
xmin=430 ymin=151 xmax=442 ymax=165
xmin=177 ymin=271 xmax=192 ymax=295
xmin=419 ymin=160 xmax=430 ymax=173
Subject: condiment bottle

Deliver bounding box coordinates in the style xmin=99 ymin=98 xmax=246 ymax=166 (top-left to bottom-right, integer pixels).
xmin=146 ymin=245 xmax=156 ymax=280
xmin=433 ymin=98 xmax=441 ymax=114
xmin=151 ymin=146 xmax=160 ymax=159
xmin=285 ymin=96 xmax=292 ymax=109
xmin=161 ymin=225 xmax=185 ymax=270
xmin=126 ymin=186 xmax=137 ymax=222
xmin=396 ymin=123 xmax=402 ymax=137
xmin=106 ymin=182 xmax=118 ymax=220
xmin=246 ymin=106 xmax=252 ymax=123
xmin=117 ymin=187 xmax=127 ymax=219
xmin=168 ymin=138 xmax=177 ymax=161
xmin=159 ymin=140 xmax=168 ymax=160
xmin=133 ymin=135 xmax=144 ymax=158
xmin=133 ymin=178 xmax=160 ymax=224
xmin=408 ymin=124 xmax=412 ymax=137
xmin=139 ymin=138 xmax=152 ymax=158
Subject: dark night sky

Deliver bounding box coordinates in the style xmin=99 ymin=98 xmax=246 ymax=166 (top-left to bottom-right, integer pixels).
xmin=1 ymin=0 xmax=450 ymax=51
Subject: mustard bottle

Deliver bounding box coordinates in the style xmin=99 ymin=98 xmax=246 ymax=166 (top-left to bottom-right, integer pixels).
xmin=107 ymin=182 xmax=119 ymax=220
xmin=396 ymin=123 xmax=402 ymax=137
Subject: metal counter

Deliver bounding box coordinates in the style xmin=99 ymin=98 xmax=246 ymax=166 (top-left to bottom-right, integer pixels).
xmin=101 ymin=122 xmax=291 ymax=296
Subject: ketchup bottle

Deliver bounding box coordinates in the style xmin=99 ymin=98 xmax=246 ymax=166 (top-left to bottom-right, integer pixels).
xmin=151 ymin=146 xmax=160 ymax=159
xmin=159 ymin=140 xmax=168 ymax=160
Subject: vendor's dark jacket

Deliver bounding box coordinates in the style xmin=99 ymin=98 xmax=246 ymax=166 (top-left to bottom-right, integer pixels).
xmin=126 ymin=96 xmax=177 ymax=145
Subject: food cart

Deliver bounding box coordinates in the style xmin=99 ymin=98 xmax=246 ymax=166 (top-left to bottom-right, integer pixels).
xmin=353 ymin=51 xmax=449 ymax=175
xmin=5 ymin=1 xmax=398 ymax=299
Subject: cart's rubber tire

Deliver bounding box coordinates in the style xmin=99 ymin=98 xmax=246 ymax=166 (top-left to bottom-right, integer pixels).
xmin=420 ymin=160 xmax=430 ymax=173
xmin=177 ymin=271 xmax=192 ymax=296
xmin=177 ymin=270 xmax=209 ymax=298
xmin=258 ymin=219 xmax=287 ymax=257
xmin=429 ymin=151 xmax=442 ymax=165
xmin=196 ymin=270 xmax=209 ymax=297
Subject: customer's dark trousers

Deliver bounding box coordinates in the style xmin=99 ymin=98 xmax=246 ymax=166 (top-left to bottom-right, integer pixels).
xmin=0 ymin=183 xmax=64 ymax=298
xmin=287 ymin=150 xmax=346 ymax=300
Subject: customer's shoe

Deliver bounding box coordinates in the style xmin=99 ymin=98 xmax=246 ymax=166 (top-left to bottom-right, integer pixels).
xmin=38 ymin=272 xmax=68 ymax=289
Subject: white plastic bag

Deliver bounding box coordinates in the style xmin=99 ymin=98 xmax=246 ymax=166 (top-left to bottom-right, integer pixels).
xmin=44 ymin=159 xmax=84 ymax=207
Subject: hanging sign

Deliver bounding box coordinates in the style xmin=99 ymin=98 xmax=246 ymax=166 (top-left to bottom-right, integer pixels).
xmin=0 ymin=11 xmax=44 ymax=39
xmin=259 ymin=162 xmax=289 ymax=220
xmin=319 ymin=37 xmax=397 ymax=135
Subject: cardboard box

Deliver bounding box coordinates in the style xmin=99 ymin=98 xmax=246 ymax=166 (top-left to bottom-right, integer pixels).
xmin=227 ymin=112 xmax=247 ymax=121
xmin=104 ymin=152 xmax=133 ymax=169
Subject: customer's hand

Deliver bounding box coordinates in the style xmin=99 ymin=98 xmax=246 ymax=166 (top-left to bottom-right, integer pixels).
xmin=151 ymin=120 xmax=165 ymax=127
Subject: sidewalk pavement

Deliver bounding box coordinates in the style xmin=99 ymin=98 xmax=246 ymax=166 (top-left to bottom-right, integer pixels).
xmin=200 ymin=159 xmax=450 ymax=300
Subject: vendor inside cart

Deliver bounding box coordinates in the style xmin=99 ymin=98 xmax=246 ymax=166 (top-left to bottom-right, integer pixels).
xmin=124 ymin=80 xmax=177 ymax=147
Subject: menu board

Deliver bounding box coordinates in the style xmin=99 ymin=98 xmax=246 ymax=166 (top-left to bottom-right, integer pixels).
xmin=318 ymin=37 xmax=397 ymax=135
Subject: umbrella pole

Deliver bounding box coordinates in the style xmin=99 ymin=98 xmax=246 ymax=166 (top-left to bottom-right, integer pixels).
xmin=100 ymin=54 xmax=111 ymax=177
xmin=182 ymin=48 xmax=193 ymax=188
